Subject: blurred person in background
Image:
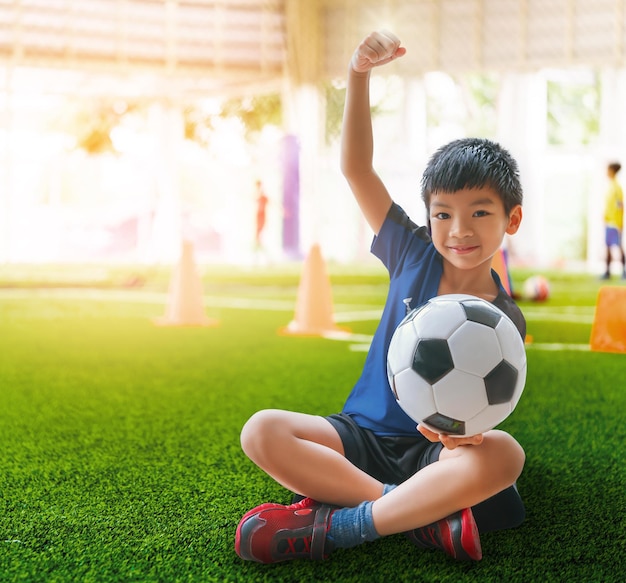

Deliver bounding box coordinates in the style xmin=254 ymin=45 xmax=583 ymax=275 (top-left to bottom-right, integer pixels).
xmin=601 ymin=162 xmax=625 ymax=280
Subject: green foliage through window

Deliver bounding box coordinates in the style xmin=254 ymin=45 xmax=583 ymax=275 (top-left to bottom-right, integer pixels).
xmin=547 ymin=74 xmax=600 ymax=146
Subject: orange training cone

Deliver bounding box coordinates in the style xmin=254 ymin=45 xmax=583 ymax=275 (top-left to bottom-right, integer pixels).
xmin=590 ymin=286 xmax=626 ymax=353
xmin=491 ymin=247 xmax=512 ymax=295
xmin=154 ymin=240 xmax=218 ymax=327
xmin=280 ymin=244 xmax=348 ymax=336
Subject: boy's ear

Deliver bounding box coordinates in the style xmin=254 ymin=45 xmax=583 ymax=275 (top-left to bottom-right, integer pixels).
xmin=505 ymin=205 xmax=522 ymax=235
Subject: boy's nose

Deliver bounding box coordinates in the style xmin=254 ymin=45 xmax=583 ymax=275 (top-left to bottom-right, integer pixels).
xmin=450 ymin=218 xmax=473 ymax=237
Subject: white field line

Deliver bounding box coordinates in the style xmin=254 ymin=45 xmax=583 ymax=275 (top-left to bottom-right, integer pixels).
xmin=526 ymin=343 xmax=590 ymax=351
xmin=0 ymin=289 xmax=594 ymax=351
xmin=0 ymin=288 xmax=166 ymax=302
xmin=328 ymin=308 xmax=595 ymax=352
xmin=0 ymin=288 xmax=387 ymax=315
xmin=334 ymin=309 xmax=383 ymax=323
xmin=326 ymin=334 xmax=591 ymax=353
xmin=522 ymin=308 xmax=595 ymax=324
xmin=0 ymin=289 xmax=296 ymax=311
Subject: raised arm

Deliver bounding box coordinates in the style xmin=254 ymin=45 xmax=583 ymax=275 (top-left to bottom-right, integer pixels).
xmin=340 ymin=31 xmax=406 ymax=234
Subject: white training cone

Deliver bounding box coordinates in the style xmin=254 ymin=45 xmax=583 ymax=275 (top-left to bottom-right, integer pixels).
xmin=154 ymin=240 xmax=218 ymax=327
xmin=280 ymin=244 xmax=348 ymax=336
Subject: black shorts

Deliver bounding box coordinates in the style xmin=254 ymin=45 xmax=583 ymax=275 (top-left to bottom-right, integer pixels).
xmin=326 ymin=413 xmax=444 ymax=485
xmin=325 ymin=413 xmax=526 ymax=534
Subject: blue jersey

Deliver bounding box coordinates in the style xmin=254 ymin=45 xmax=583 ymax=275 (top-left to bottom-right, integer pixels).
xmin=341 ymin=203 xmax=526 ymax=437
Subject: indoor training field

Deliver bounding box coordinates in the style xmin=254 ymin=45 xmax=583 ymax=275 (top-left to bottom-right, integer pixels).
xmin=1 ymin=265 xmax=625 ymax=582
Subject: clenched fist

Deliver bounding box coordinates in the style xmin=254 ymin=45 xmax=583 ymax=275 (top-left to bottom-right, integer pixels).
xmin=350 ymin=30 xmax=406 ymax=74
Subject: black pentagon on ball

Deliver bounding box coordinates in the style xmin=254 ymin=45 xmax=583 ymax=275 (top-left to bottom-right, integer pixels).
xmin=484 ymin=360 xmax=518 ymax=404
xmin=412 ymin=338 xmax=454 ymax=384
xmin=423 ymin=413 xmax=466 ymax=436
xmin=461 ymin=299 xmax=501 ymax=329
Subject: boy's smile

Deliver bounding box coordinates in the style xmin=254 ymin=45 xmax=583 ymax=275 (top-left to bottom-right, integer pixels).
xmin=429 ymin=187 xmax=522 ymax=272
xmin=447 ymin=244 xmax=480 ymax=255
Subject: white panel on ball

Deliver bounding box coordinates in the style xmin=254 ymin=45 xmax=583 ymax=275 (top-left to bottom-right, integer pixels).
xmin=465 ymin=402 xmax=513 ymax=436
xmin=412 ymin=301 xmax=466 ymax=339
xmin=393 ymin=368 xmax=437 ymax=422
xmin=495 ymin=319 xmax=526 ymax=370
xmin=386 ymin=321 xmax=418 ymax=375
xmin=433 ymin=369 xmax=489 ymax=420
xmin=510 ymin=363 xmax=527 ymax=410
xmin=447 ymin=321 xmax=503 ymax=376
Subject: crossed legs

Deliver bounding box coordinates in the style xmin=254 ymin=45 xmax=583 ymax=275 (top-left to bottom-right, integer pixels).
xmin=240 ymin=408 xmax=525 ymax=534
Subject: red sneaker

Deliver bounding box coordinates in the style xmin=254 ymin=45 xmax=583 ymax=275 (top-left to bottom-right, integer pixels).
xmin=236 ymin=497 xmax=321 ymax=534
xmin=406 ymin=507 xmax=482 ymax=561
xmin=235 ymin=502 xmax=334 ymax=563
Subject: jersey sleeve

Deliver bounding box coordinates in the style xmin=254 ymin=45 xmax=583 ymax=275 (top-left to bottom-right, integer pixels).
xmin=371 ymin=203 xmax=431 ymax=278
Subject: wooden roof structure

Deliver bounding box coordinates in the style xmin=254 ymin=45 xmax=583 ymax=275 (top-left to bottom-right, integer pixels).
xmin=0 ymin=0 xmax=625 ymax=98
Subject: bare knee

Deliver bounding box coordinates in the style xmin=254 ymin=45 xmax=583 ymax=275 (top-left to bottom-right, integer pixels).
xmin=240 ymin=409 xmax=289 ymax=463
xmin=487 ymin=430 xmax=526 ymax=485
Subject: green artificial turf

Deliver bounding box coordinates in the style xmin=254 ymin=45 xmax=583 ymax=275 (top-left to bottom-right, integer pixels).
xmin=1 ymin=266 xmax=625 ymax=582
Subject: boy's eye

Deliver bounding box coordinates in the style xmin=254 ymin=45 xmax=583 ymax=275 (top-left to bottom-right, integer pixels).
xmin=473 ymin=210 xmax=489 ymax=217
xmin=433 ymin=212 xmax=450 ymax=220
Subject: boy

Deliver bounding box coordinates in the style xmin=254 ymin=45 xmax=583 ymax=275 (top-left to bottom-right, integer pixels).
xmin=601 ymin=162 xmax=625 ymax=279
xmin=235 ymin=30 xmax=526 ymax=563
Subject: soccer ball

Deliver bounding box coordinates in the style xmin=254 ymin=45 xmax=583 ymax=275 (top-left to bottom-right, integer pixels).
xmin=386 ymin=294 xmax=527 ymax=437
xmin=523 ymin=275 xmax=550 ymax=302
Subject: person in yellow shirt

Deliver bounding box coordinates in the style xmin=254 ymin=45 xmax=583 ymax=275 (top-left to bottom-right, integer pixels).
xmin=601 ymin=162 xmax=625 ymax=280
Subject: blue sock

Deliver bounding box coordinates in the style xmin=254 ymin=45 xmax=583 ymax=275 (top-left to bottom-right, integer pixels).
xmin=327 ymin=501 xmax=379 ymax=549
xmin=382 ymin=483 xmax=397 ymax=495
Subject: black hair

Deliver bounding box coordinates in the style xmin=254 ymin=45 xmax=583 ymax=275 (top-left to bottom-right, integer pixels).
xmin=608 ymin=162 xmax=621 ymax=174
xmin=421 ymin=138 xmax=523 ymax=215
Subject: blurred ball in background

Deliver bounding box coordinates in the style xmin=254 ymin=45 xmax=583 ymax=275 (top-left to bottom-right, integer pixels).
xmin=523 ymin=275 xmax=550 ymax=302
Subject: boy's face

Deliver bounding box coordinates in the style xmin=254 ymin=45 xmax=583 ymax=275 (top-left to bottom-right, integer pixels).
xmin=429 ymin=186 xmax=522 ymax=272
